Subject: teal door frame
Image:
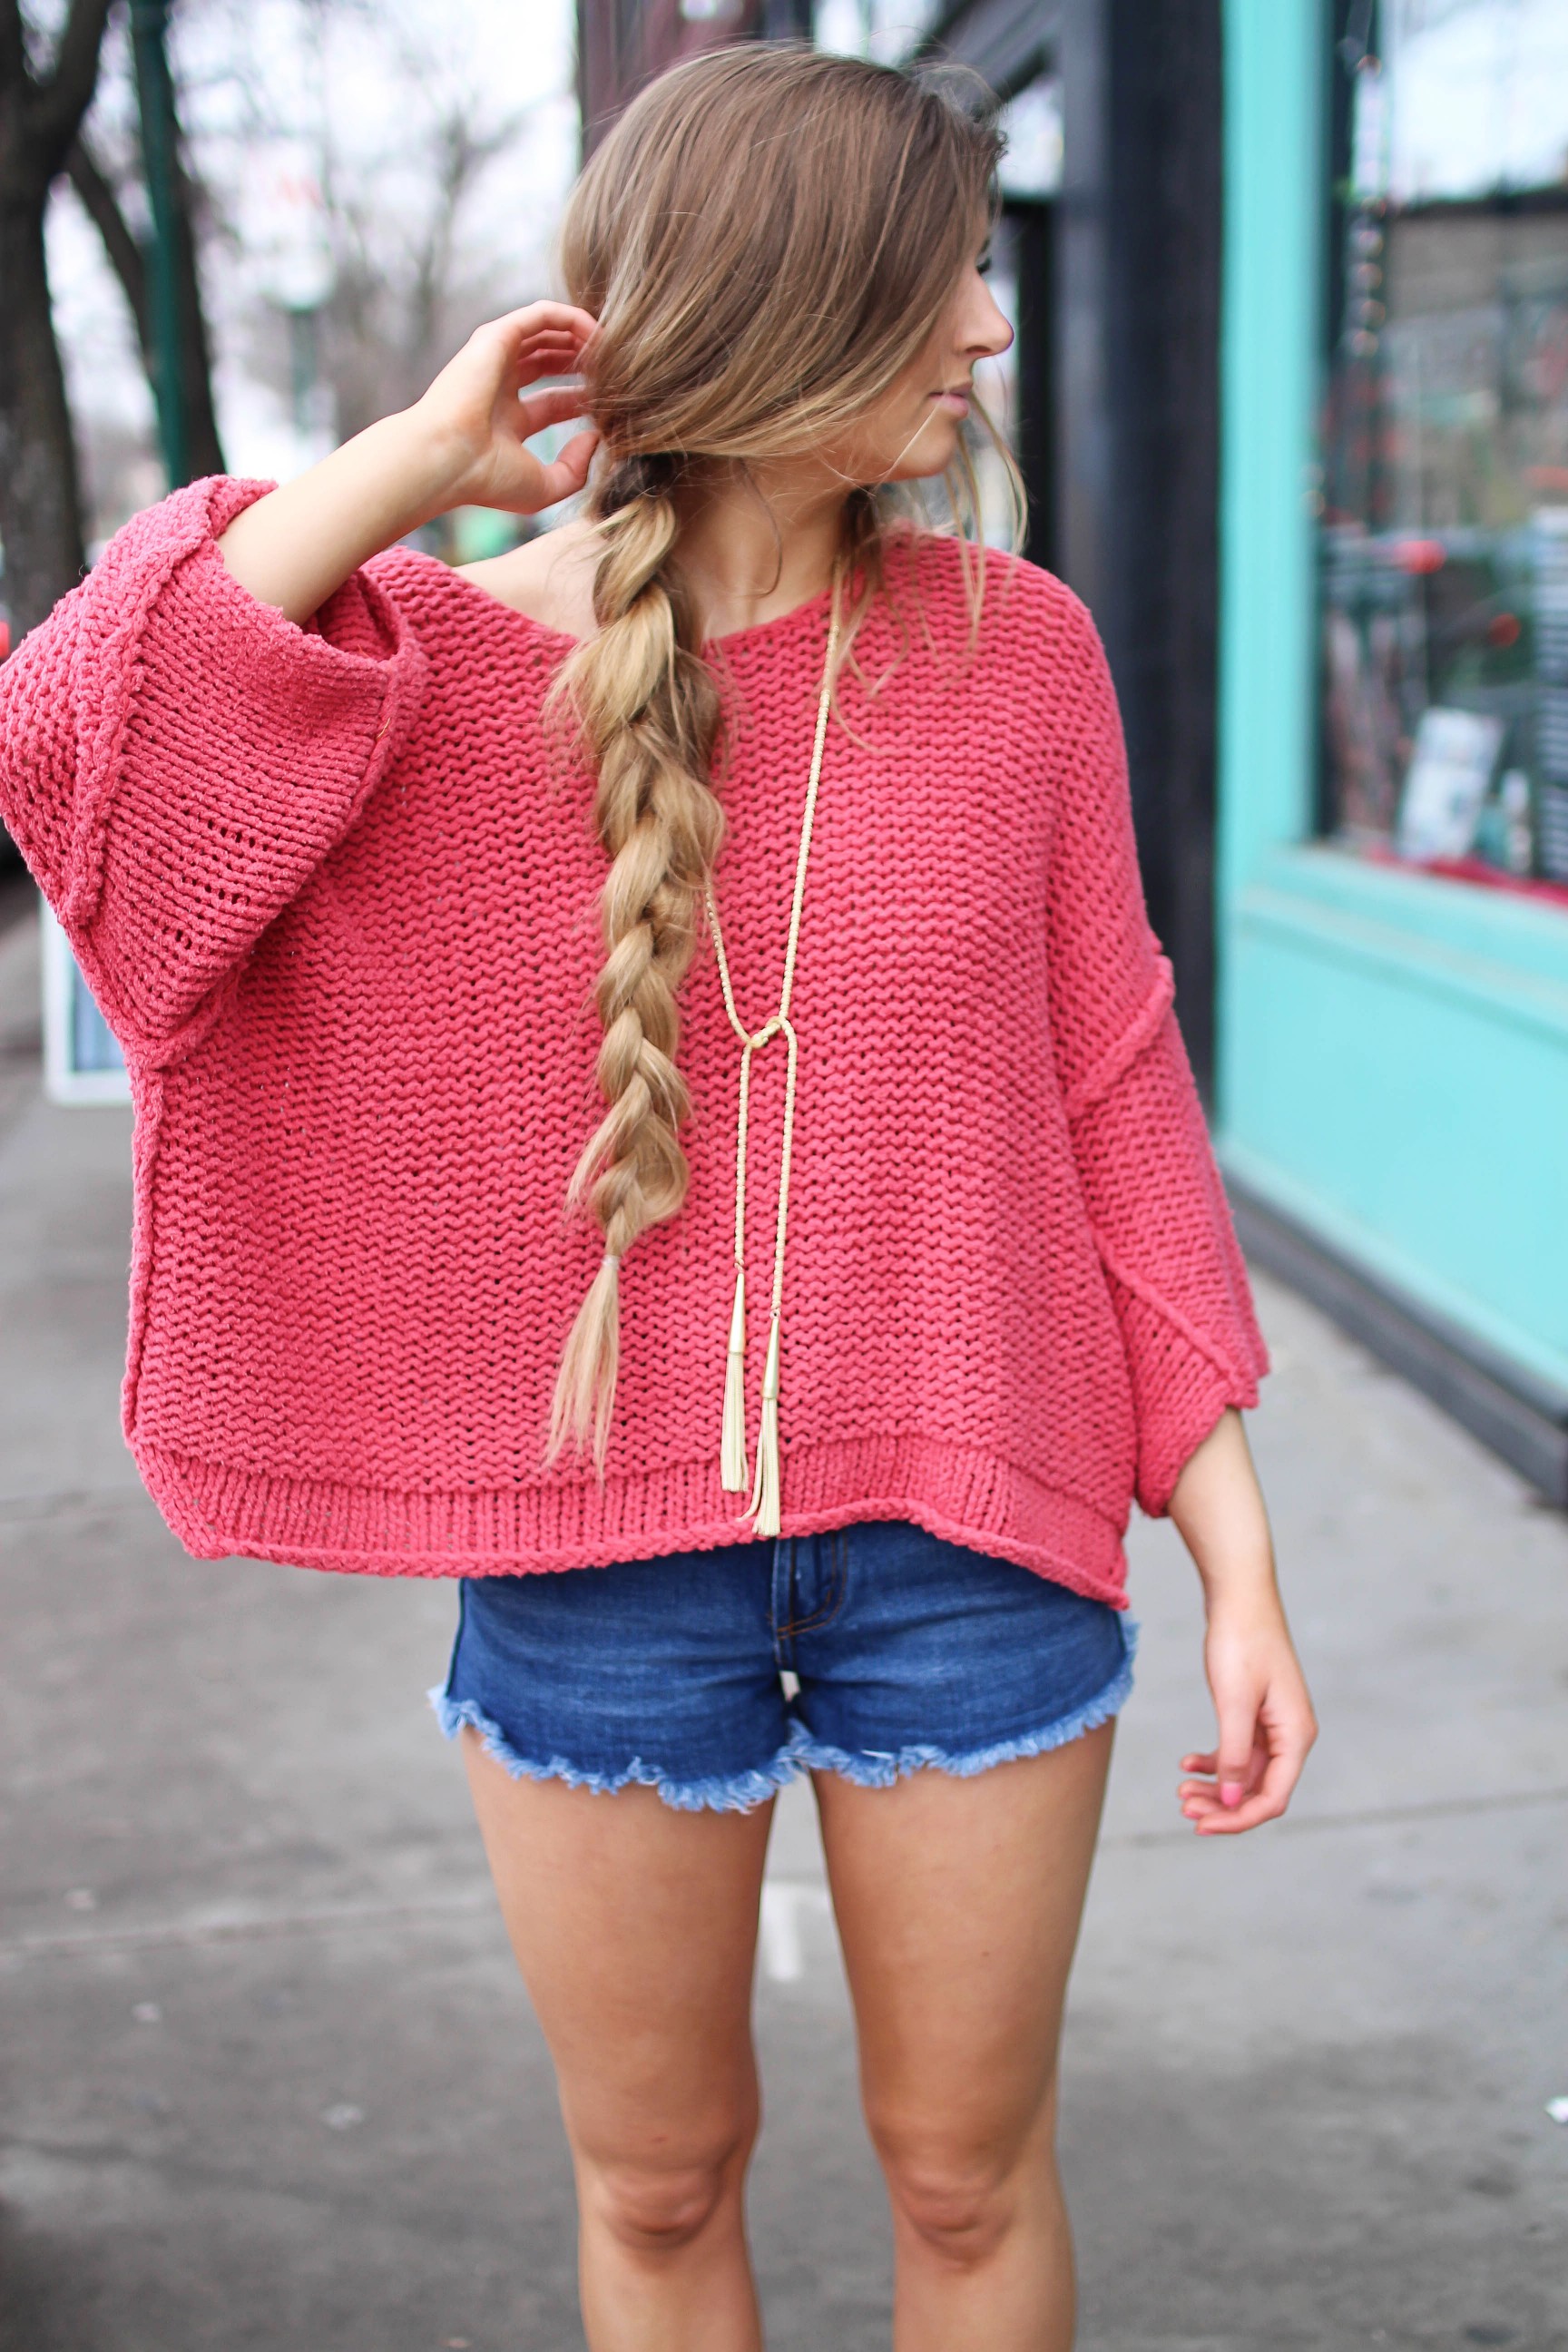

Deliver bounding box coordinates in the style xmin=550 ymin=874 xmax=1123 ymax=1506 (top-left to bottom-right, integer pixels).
xmin=1216 ymin=0 xmax=1568 ymax=1399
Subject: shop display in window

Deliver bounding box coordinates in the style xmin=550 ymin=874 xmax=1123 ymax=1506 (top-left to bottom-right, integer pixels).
xmin=1318 ymin=1 xmax=1568 ymax=905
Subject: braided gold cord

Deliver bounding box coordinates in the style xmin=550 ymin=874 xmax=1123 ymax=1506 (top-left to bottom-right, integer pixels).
xmin=704 ymin=578 xmax=841 ymax=1533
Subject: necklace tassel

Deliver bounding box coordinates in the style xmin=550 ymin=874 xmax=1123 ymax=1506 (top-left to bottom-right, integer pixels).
xmin=747 ymin=1320 xmax=782 ymax=1538
xmin=707 ymin=580 xmax=840 ymax=1542
xmin=720 ymin=1265 xmax=750 ymax=1492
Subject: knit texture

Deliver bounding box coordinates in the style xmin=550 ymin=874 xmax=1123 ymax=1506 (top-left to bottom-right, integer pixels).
xmin=0 ymin=477 xmax=1268 ymax=1604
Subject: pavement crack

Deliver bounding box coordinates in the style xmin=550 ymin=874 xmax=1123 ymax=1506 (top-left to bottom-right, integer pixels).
xmin=2 ymin=1873 xmax=839 ymax=1966
xmin=0 ymin=1886 xmax=503 ymax=1962
xmin=0 ymin=1491 xmax=159 ymax=1526
xmin=1101 ymin=1783 xmax=1568 ymax=1849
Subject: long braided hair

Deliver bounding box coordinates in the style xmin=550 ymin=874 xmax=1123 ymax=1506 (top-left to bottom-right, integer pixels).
xmin=544 ymin=44 xmax=1016 ymax=1474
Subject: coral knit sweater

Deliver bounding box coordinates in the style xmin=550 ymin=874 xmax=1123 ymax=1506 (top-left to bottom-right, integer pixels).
xmin=0 ymin=477 xmax=1267 ymax=1606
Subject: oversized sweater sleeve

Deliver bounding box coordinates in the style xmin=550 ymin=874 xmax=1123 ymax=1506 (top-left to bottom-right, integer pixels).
xmin=1043 ymin=587 xmax=1269 ymax=1516
xmin=0 ymin=475 xmax=427 ymax=1063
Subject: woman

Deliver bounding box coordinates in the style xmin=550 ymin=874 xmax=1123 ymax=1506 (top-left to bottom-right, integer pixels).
xmin=1 ymin=44 xmax=1316 ymax=2352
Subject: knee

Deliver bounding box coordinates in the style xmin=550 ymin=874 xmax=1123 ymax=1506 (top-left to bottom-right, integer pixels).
xmin=872 ymin=2122 xmax=1031 ymax=2272
xmin=585 ymin=2128 xmax=753 ymax=2260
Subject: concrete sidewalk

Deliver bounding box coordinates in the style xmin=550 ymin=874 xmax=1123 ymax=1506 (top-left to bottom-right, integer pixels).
xmin=1 ymin=899 xmax=1565 ymax=2352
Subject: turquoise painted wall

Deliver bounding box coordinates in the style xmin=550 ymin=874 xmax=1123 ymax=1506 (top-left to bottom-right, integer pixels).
xmin=1216 ymin=0 xmax=1568 ymax=1397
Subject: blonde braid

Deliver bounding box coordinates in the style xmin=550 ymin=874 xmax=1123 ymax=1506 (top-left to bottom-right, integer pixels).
xmin=546 ymin=456 xmax=725 ymax=1475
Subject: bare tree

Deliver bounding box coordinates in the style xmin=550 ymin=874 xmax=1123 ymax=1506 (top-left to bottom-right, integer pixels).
xmin=66 ymin=122 xmax=224 ymax=479
xmin=8 ymin=0 xmax=561 ymax=623
xmin=209 ymin=0 xmax=542 ymax=463
xmin=317 ymin=100 xmax=529 ymax=441
xmin=1 ymin=0 xmax=224 ymax=639
xmin=0 ymin=0 xmax=115 ymax=633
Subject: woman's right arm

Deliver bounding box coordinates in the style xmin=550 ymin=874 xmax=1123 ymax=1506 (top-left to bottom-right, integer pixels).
xmin=0 ymin=305 xmax=598 ymax=1063
xmin=1040 ymin=581 xmax=1269 ymax=1511
xmin=216 ymin=303 xmax=599 ymax=622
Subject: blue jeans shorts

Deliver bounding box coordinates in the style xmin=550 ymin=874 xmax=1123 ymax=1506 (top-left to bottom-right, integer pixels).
xmin=431 ymin=1519 xmax=1136 ymax=1814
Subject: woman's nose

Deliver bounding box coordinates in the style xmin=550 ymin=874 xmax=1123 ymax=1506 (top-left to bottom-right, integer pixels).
xmin=964 ymin=280 xmax=1014 ymax=361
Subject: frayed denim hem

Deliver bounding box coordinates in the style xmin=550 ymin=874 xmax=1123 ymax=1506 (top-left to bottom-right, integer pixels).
xmin=782 ymin=1615 xmax=1140 ymax=1789
xmin=428 ymin=1688 xmax=800 ymax=1815
xmin=429 ymin=1613 xmax=1138 ymax=1810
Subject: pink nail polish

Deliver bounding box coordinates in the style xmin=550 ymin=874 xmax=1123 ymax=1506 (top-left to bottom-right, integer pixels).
xmin=1220 ymin=1781 xmax=1244 ymax=1808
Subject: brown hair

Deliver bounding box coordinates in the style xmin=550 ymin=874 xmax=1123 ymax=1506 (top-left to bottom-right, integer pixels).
xmin=545 ymin=42 xmax=1015 ymax=1473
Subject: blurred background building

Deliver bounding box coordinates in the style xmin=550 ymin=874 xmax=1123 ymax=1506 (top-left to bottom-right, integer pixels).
xmin=3 ymin=0 xmax=1566 ymax=1499
xmin=1219 ymin=2 xmax=1568 ymax=1508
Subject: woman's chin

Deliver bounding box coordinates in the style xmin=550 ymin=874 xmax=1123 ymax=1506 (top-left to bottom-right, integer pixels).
xmin=882 ymin=421 xmax=965 ymax=485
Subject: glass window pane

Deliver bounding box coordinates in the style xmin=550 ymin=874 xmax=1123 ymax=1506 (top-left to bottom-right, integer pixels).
xmin=1318 ymin=0 xmax=1568 ymax=902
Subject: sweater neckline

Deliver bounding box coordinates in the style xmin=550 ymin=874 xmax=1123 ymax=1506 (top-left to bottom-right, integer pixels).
xmin=403 ymin=545 xmax=838 ymax=658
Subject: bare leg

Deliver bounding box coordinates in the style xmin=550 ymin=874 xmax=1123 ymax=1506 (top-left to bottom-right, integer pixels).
xmin=460 ymin=1728 xmax=773 ymax=2352
xmin=816 ymin=1722 xmax=1115 ymax=2352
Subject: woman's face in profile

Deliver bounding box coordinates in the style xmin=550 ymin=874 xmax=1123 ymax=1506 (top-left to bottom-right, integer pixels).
xmin=821 ymin=237 xmax=1014 ymax=489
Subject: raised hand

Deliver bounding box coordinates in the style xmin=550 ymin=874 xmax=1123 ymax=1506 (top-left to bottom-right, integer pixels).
xmin=413 ymin=302 xmax=601 ymax=518
xmin=217 ymin=301 xmax=602 ymax=626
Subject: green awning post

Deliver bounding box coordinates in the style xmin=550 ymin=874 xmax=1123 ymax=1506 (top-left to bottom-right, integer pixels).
xmin=130 ymin=0 xmax=190 ymax=489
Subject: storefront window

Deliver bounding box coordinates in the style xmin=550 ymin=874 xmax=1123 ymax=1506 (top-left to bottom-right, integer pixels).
xmin=1318 ymin=0 xmax=1568 ymax=900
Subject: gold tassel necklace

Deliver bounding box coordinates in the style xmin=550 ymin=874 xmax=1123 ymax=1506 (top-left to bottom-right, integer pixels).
xmin=704 ymin=577 xmax=841 ymax=1540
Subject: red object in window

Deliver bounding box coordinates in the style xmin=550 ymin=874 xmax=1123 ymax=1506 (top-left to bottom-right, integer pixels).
xmin=1364 ymin=841 xmax=1568 ymax=910
xmin=1486 ymin=612 xmax=1522 ymax=648
xmin=1420 ymin=856 xmax=1568 ymax=907
xmin=1394 ymin=537 xmax=1447 ymax=574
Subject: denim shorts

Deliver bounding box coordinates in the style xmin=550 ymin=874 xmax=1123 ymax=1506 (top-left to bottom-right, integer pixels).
xmin=431 ymin=1519 xmax=1135 ymax=1813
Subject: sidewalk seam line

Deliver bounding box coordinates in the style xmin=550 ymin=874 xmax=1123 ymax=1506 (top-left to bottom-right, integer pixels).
xmin=5 ymin=1788 xmax=1567 ymax=1963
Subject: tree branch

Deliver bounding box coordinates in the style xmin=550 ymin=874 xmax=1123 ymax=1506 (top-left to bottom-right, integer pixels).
xmin=67 ymin=134 xmax=152 ymax=367
xmin=0 ymin=0 xmax=31 ymax=100
xmin=32 ymin=0 xmax=116 ymax=166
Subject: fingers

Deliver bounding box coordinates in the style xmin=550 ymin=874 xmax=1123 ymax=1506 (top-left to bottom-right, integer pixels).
xmin=505 ymin=330 xmax=587 ymax=381
xmin=482 ymin=302 xmax=598 ymax=387
xmin=1214 ymin=1696 xmax=1260 ymax=1811
xmin=1180 ymin=1605 xmax=1318 ymax=1839
xmin=1177 ymin=1694 xmax=1317 ymax=1838
xmin=514 ymin=382 xmax=592 ymax=438
xmin=531 ymin=426 xmax=601 ymax=511
xmin=485 ymin=299 xmax=599 ymax=348
xmin=437 ymin=305 xmax=597 ymax=429
xmin=1178 ymin=1720 xmax=1314 ymax=1833
xmin=1180 ymin=1735 xmax=1303 ymax=1836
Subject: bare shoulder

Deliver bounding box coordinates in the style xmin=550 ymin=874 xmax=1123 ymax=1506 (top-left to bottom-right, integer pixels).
xmin=456 ymin=517 xmax=600 ymax=639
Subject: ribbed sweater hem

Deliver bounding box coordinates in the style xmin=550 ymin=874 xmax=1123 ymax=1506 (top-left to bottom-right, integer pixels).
xmin=132 ymin=1431 xmax=1131 ymax=1606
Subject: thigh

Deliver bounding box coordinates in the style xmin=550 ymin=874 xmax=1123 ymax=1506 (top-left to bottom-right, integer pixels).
xmin=814 ymin=1724 xmax=1114 ymax=2149
xmin=463 ymin=1736 xmax=775 ymax=2158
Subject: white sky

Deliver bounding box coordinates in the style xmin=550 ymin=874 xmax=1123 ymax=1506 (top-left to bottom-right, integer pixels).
xmin=1385 ymin=0 xmax=1568 ymax=199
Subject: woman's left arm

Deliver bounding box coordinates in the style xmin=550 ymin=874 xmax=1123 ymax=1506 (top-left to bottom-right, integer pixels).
xmin=1166 ymin=1408 xmax=1318 ymax=1834
xmin=1034 ymin=583 xmax=1315 ymax=1827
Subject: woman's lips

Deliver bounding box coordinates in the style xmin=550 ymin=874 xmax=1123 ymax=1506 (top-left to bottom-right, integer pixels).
xmin=931 ymin=390 xmax=970 ymax=415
